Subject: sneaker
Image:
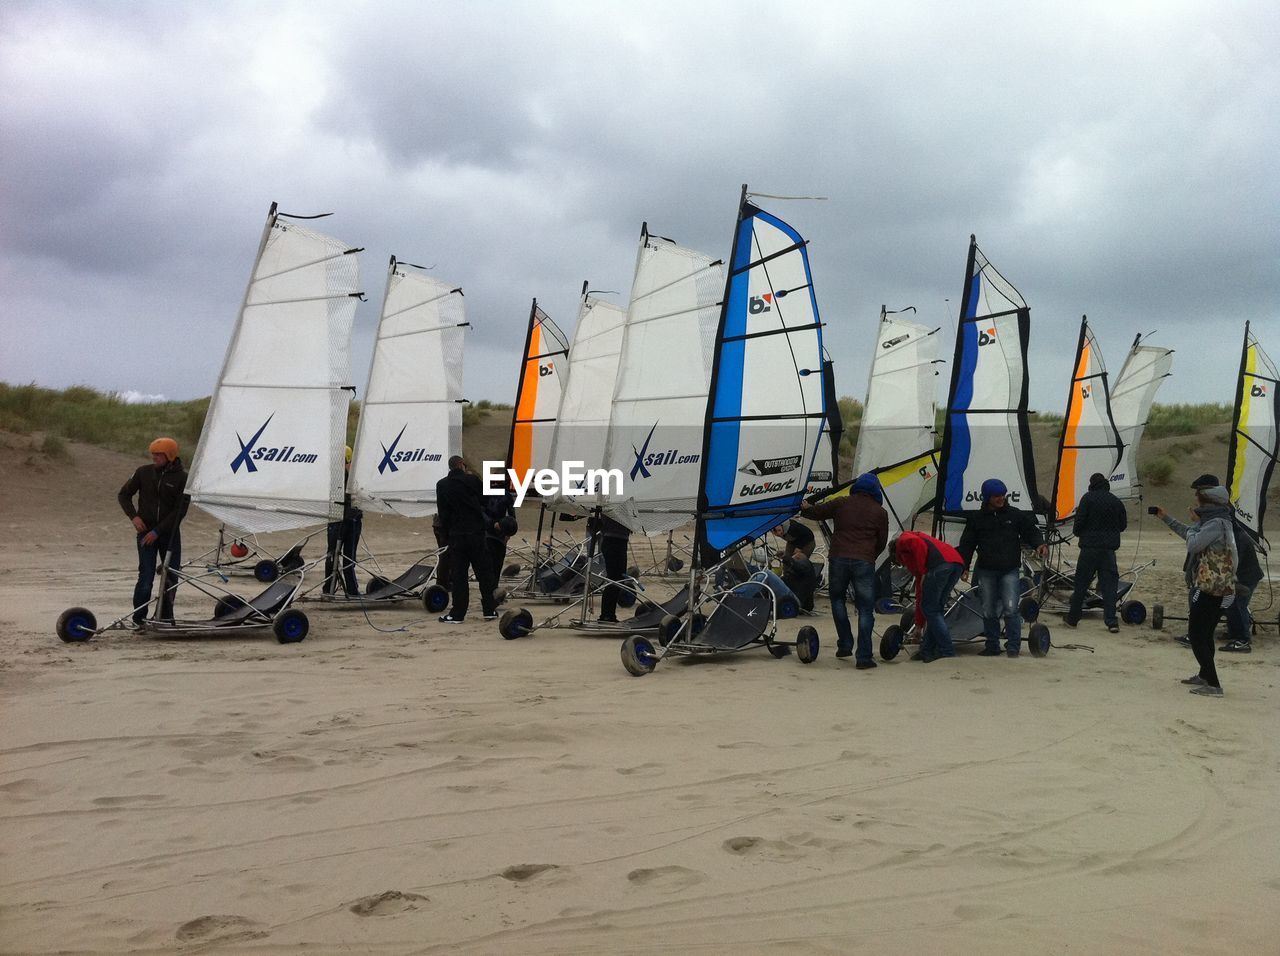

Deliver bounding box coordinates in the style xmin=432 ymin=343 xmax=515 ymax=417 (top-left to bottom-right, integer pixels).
xmin=438 ymin=614 xmax=465 ymax=623
xmin=978 ymin=646 xmax=1003 ymax=657
xmin=1106 ymin=623 xmax=1120 ymax=634
xmin=1174 ymin=634 xmax=1192 ymax=648
xmin=1219 ymin=639 xmax=1252 ymax=653
xmin=596 ymin=615 xmax=619 ymax=624
xmin=482 ymin=612 xmax=498 ymax=621
xmin=855 ymin=659 xmax=877 ymax=670
xmin=1181 ymin=674 xmax=1207 ymax=686
xmin=908 ymin=650 xmax=925 ymax=661
xmin=1063 ymin=616 xmax=1079 ymax=628
xmin=1006 ymin=648 xmax=1020 ymax=658
xmin=1189 ymin=684 xmax=1224 ymax=697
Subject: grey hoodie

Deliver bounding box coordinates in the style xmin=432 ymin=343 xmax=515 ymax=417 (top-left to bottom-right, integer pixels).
xmin=1161 ymin=486 xmax=1239 ymax=590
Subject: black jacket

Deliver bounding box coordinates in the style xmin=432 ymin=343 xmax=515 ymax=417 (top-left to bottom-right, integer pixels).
xmin=118 ymin=459 xmax=189 ymax=537
xmin=1233 ymin=520 xmax=1263 ymax=588
xmin=436 ymin=469 xmax=487 ymax=535
xmin=483 ymin=490 xmax=517 ymax=542
xmin=957 ymin=503 xmax=1042 ymax=573
xmin=1072 ymin=486 xmax=1128 ymax=550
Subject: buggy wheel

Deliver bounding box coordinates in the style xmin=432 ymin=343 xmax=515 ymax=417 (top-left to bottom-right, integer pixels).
xmin=875 ymin=597 xmax=901 ymax=614
xmin=214 ymin=595 xmax=250 ymax=619
xmin=767 ymin=641 xmax=791 ymax=659
xmin=617 ymin=583 xmax=638 ymax=609
xmin=1120 ymin=600 xmax=1147 ymax=626
xmin=778 ymin=596 xmax=800 ymax=620
xmin=1028 ymin=623 xmax=1051 ymax=657
xmin=621 ymin=635 xmax=658 ymax=676
xmin=796 ymin=626 xmax=820 ymax=664
xmin=1019 ymin=576 xmax=1034 ymax=596
xmin=627 ymin=565 xmax=640 ymax=580
xmin=690 ymin=613 xmax=707 ymax=636
xmin=422 ymin=584 xmax=449 ymax=613
xmin=56 ymin=607 xmax=97 ymax=643
xmin=365 ymin=576 xmax=391 ymax=595
xmin=1151 ymin=604 xmax=1164 ymax=630
xmin=493 ymin=587 xmax=509 ymax=607
xmin=502 ymin=563 xmax=522 ymax=577
xmin=253 ymin=560 xmax=279 ymax=582
xmin=499 ymin=608 xmax=533 ymax=640
xmin=898 ymin=606 xmax=915 ymax=633
xmin=658 ymin=613 xmax=682 ymax=646
xmin=880 ymin=624 xmax=903 ymax=661
xmin=1019 ymin=597 xmax=1040 ymax=622
xmin=273 ymin=609 xmax=309 ymax=644
xmin=667 ymin=556 xmax=684 ymax=573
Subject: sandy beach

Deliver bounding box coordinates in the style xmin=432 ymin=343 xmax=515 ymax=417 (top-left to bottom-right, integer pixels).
xmin=2 ymin=436 xmax=1278 ymax=954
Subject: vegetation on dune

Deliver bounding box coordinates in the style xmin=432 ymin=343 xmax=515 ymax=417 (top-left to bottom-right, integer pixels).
xmin=1143 ymin=456 xmax=1175 ymax=487
xmin=1144 ymin=403 xmax=1232 ymax=439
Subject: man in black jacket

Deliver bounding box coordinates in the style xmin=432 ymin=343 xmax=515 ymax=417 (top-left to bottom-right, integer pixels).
xmin=957 ymin=478 xmax=1047 ymax=657
xmin=1065 ymin=473 xmax=1128 ymax=632
xmin=118 ymin=437 xmax=188 ymax=624
xmin=435 ymin=456 xmax=498 ymax=622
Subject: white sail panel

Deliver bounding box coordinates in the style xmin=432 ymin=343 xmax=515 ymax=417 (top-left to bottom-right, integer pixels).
xmin=853 ymin=310 xmax=941 ymax=478
xmin=186 ymin=207 xmax=360 ymax=533
xmin=1227 ymin=326 xmax=1280 ymax=545
xmin=1051 ymin=319 xmax=1123 ymax=523
xmin=1108 ymin=335 xmax=1173 ymax=500
xmin=348 ymin=262 xmax=465 ymax=517
xmin=597 ymin=229 xmax=723 ymax=533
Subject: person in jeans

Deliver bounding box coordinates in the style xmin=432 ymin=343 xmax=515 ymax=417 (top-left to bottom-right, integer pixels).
xmin=1154 ymin=485 xmax=1237 ymax=697
xmin=590 ymin=513 xmax=632 ymax=624
xmin=1065 ymin=472 xmax=1127 ymax=632
xmin=324 ymin=446 xmax=363 ymax=596
xmin=118 ymin=437 xmax=188 ymax=624
xmin=771 ymin=518 xmax=818 ymax=611
xmin=1221 ymin=511 xmax=1261 ymax=653
xmin=957 ymin=478 xmax=1047 ymax=657
xmin=801 ymin=473 xmax=888 ymax=669
xmin=435 ymin=456 xmax=498 ymax=622
xmin=892 ymin=531 xmax=966 ymax=661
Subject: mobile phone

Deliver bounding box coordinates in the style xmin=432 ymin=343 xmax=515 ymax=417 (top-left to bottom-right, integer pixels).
xmin=1147 ymin=506 xmax=1159 ymax=515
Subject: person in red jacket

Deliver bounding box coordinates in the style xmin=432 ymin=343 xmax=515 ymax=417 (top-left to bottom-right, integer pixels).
xmin=892 ymin=530 xmax=966 ymax=661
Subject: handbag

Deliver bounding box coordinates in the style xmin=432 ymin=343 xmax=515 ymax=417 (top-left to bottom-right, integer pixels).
xmin=1194 ymin=544 xmax=1235 ymax=596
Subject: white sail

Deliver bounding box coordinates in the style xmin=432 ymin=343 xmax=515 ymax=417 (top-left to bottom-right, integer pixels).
xmin=347 ymin=259 xmax=466 ymax=517
xmin=543 ymin=290 xmax=627 ymax=512
xmin=186 ymin=205 xmax=361 ymax=533
xmin=595 ymin=227 xmax=724 ymax=534
xmin=1227 ymin=324 xmax=1279 ymax=546
xmin=506 ymin=301 xmax=570 ymax=492
xmin=1108 ymin=334 xmax=1173 ymax=501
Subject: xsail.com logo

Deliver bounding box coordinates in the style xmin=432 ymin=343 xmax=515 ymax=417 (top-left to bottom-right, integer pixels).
xmin=630 ymin=423 xmax=699 ymax=481
xmin=377 ymin=424 xmax=442 ymax=475
xmin=230 ymin=414 xmax=318 ymax=473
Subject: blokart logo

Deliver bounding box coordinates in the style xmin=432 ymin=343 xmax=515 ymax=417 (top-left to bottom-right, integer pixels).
xmin=1237 ymin=505 xmax=1255 ymax=522
xmin=1251 ymin=383 xmax=1267 ymax=397
xmin=918 ymin=465 xmax=936 ymax=480
xmin=977 ymin=326 xmax=997 ymax=346
xmin=749 ymin=289 xmax=788 ymax=314
xmin=539 ymin=362 xmax=555 ymax=378
xmin=630 ymin=423 xmax=699 ymax=480
xmin=1109 ymin=471 xmax=1127 ymax=483
xmin=1080 ymin=384 xmax=1092 ymax=400
xmin=739 ymin=455 xmax=801 ymax=477
xmin=377 ymin=424 xmax=443 ymax=474
xmin=965 ymin=488 xmax=1021 ymax=503
xmin=740 ymin=477 xmax=796 ymax=498
xmin=231 ymin=414 xmax=319 ymax=473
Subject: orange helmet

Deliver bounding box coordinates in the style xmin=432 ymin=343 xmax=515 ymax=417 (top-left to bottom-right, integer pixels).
xmin=149 ymin=437 xmax=179 ymax=462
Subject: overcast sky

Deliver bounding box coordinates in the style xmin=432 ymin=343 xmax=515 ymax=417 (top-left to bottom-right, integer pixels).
xmin=2 ymin=0 xmax=1277 ymax=414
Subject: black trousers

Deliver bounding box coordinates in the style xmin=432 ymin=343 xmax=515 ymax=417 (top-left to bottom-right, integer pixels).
xmin=1068 ymin=546 xmax=1119 ymax=625
xmin=487 ymin=537 xmax=508 ymax=582
xmin=448 ymin=531 xmax=496 ymax=619
xmin=782 ymin=556 xmax=819 ymax=611
xmin=1188 ymin=589 xmax=1226 ymax=688
xmin=599 ymin=534 xmax=630 ymax=620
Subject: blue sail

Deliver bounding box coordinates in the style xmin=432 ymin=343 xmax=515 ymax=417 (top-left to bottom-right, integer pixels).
xmin=699 ymin=191 xmax=827 ymax=554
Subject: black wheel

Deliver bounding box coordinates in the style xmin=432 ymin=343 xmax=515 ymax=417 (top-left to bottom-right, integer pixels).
xmin=690 ymin=612 xmax=707 ymax=637
xmin=899 ymin=606 xmax=915 ymax=633
xmin=621 ymin=634 xmax=658 ymax=676
xmin=880 ymin=624 xmax=903 ymax=661
xmin=658 ymin=613 xmax=683 ymax=646
xmin=796 ymin=625 xmax=820 ymax=664
xmin=875 ymin=597 xmax=900 ymax=614
xmin=1028 ymin=623 xmax=1051 ymax=657
xmin=213 ymin=595 xmax=250 ymax=619
xmin=56 ymin=607 xmax=97 ymax=643
xmin=767 ymin=641 xmax=791 ymax=659
xmin=502 ymin=563 xmax=522 ymax=578
xmin=499 ymin=608 xmax=533 ymax=640
xmin=1019 ymin=576 xmax=1034 ymax=596
xmin=365 ymin=576 xmax=391 ymax=595
xmin=778 ymin=596 xmax=800 ymax=619
xmin=1120 ymin=600 xmax=1147 ymax=626
xmin=1019 ymin=597 xmax=1040 ymax=622
xmin=273 ymin=609 xmax=309 ymax=644
xmin=493 ymin=587 xmax=509 ymax=607
xmin=253 ymin=559 xmax=279 ymax=583
xmin=667 ymin=557 xmax=684 ymax=573
xmin=626 ymin=565 xmax=640 ymax=580
xmin=422 ymin=584 xmax=449 ymax=613
xmin=616 ymin=582 xmax=638 ymax=609
xmin=1152 ymin=604 xmax=1164 ymax=630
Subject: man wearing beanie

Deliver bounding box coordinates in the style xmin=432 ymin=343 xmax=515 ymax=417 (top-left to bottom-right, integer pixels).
xmin=1065 ymin=473 xmax=1128 ymax=632
xmin=802 ymin=473 xmax=889 ymax=668
xmin=118 ymin=437 xmax=188 ymax=624
xmin=957 ymin=477 xmax=1046 ymax=657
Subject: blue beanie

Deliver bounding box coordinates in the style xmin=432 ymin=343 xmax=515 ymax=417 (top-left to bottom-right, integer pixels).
xmin=981 ymin=478 xmax=1008 ymax=502
xmin=852 ymin=472 xmax=883 ymax=505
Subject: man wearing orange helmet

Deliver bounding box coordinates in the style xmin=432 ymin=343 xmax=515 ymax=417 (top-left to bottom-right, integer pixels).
xmin=118 ymin=437 xmax=189 ymax=624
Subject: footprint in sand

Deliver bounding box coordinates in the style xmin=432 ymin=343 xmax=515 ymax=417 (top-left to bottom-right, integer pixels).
xmin=174 ymin=914 xmax=265 ymax=943
xmin=92 ymin=794 xmax=165 ymax=806
xmin=500 ymin=863 xmax=558 ymax=882
xmin=615 ymin=763 xmax=663 ymax=777
xmin=626 ymin=866 xmax=706 ymax=891
xmin=348 ymin=890 xmax=429 ymax=917
xmin=721 ymin=836 xmax=806 ymax=863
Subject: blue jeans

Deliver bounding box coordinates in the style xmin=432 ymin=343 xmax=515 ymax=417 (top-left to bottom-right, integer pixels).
xmin=1225 ymin=582 xmax=1257 ymax=643
xmin=920 ymin=563 xmax=964 ymax=658
xmin=134 ymin=531 xmax=181 ymax=623
xmin=975 ymin=568 xmax=1021 ymax=651
xmin=828 ymin=557 xmax=876 ymax=662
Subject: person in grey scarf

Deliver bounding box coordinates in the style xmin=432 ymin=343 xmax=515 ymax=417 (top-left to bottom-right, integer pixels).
xmin=1153 ymin=485 xmax=1237 ymax=697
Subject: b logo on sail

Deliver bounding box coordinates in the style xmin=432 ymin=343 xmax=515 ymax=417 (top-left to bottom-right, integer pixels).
xmin=977 ymin=326 xmax=997 ymax=346
xmin=749 ymin=294 xmax=774 ymax=314
xmin=1251 ymin=383 xmax=1267 ymax=397
xmin=539 ymin=362 xmax=555 ymax=377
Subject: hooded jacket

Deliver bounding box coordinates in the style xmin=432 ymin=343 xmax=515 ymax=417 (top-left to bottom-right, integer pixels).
xmin=436 ymin=468 xmax=487 ymax=535
xmin=118 ymin=458 xmax=189 ymax=537
xmin=1071 ymin=475 xmax=1128 ymax=550
xmin=1161 ymin=487 xmax=1239 ymax=590
xmin=805 ymin=487 xmax=888 ymax=562
xmin=956 ymin=502 xmax=1043 ymax=573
